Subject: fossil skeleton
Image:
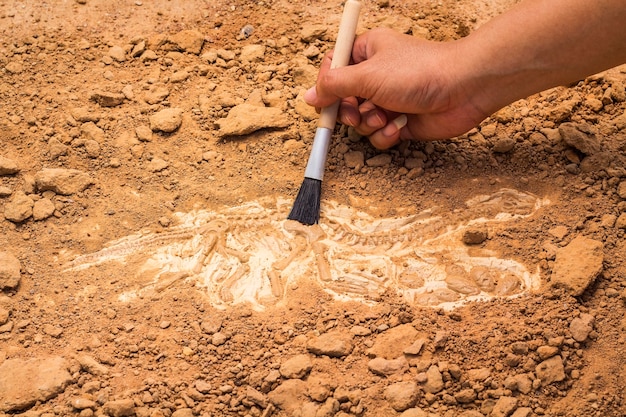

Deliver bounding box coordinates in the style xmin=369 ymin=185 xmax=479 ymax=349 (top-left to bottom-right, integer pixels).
xmin=63 ymin=188 xmax=548 ymax=310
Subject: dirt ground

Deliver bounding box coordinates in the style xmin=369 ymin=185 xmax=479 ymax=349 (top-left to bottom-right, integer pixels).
xmin=1 ymin=0 xmax=626 ymax=416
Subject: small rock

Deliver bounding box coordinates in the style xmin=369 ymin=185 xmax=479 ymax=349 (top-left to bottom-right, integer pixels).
xmin=279 ymin=354 xmax=312 ymax=379
xmin=43 ymin=324 xmax=63 ymax=338
xmin=77 ymin=355 xmax=109 ymax=376
xmin=217 ymin=103 xmax=289 ymax=137
xmin=135 ymin=125 xmax=153 ymax=142
xmin=0 ymin=356 xmax=72 ymax=412
xmin=81 ymin=122 xmax=105 ymax=143
xmin=492 ymin=137 xmax=515 ymax=153
xmin=367 ymin=356 xmax=409 ymax=377
xmin=399 ymin=408 xmax=428 ymax=417
xmin=211 ymin=332 xmax=229 ymax=346
xmin=3 ymin=191 xmax=33 ymax=223
xmin=462 ymin=226 xmax=488 ymax=245
xmin=240 ymin=44 xmax=265 ymax=62
xmin=491 ymin=396 xmax=518 ymax=417
xmin=0 ymin=252 xmax=21 ymax=290
xmin=616 ymin=213 xmax=626 ymax=229
xmin=102 ymin=399 xmax=135 ymax=417
xmin=300 ymin=24 xmax=328 ymax=42
xmin=550 ymin=236 xmax=603 ymax=296
xmin=246 ymin=386 xmax=268 ymax=408
xmin=171 ymin=409 xmax=193 ymax=417
xmin=168 ymin=30 xmax=205 ymax=54
xmin=569 ymin=314 xmax=594 ymax=342
xmin=35 ymin=168 xmax=94 ymax=196
xmin=170 ymin=70 xmax=190 ymax=83
xmin=454 ymin=388 xmax=477 ymax=404
xmin=33 ymin=198 xmax=56 ymax=221
xmin=366 ymin=153 xmax=392 ymax=167
xmin=559 ymin=122 xmax=601 ymax=155
xmin=149 ymin=108 xmax=183 ymax=133
xmin=367 ymin=324 xmax=419 ymax=359
xmin=4 ymin=61 xmax=23 ymax=74
xmin=90 ymin=91 xmax=125 ymax=107
xmin=307 ymin=331 xmax=354 ymax=357
xmin=537 ymin=345 xmax=559 ymax=360
xmin=535 ymin=356 xmax=566 ymax=386
xmin=195 ymin=380 xmax=211 ymax=394
xmin=0 ymin=156 xmax=19 ymax=175
xmin=344 ymin=151 xmax=365 ymax=169
xmin=617 ymin=181 xmax=626 ymax=199
xmin=70 ymin=397 xmax=97 ymax=410
xmin=70 ymin=107 xmax=100 ymax=123
xmin=146 ymin=158 xmax=169 ymax=173
xmin=466 ymin=368 xmax=491 ymax=381
xmin=108 ymin=46 xmax=126 ymax=62
xmin=268 ymin=379 xmax=308 ymax=414
xmin=422 ymin=365 xmax=444 ymax=394
xmin=0 ymin=308 xmax=9 ymax=325
xmin=144 ymin=86 xmax=170 ymax=105
xmin=384 ymin=381 xmax=420 ymax=412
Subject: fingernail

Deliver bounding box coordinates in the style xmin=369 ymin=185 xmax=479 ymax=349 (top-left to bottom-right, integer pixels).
xmin=366 ymin=112 xmax=385 ymax=129
xmin=303 ymin=87 xmax=316 ymax=104
xmin=381 ymin=114 xmax=408 ymax=137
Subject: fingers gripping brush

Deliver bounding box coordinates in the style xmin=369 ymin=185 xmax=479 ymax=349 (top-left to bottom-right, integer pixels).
xmin=288 ymin=0 xmax=362 ymax=225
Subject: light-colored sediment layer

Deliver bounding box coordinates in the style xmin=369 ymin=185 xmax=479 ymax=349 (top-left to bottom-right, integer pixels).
xmin=63 ymin=188 xmax=548 ymax=310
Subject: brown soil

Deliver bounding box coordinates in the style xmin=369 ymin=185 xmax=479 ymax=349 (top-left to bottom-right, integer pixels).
xmin=1 ymin=0 xmax=626 ymax=416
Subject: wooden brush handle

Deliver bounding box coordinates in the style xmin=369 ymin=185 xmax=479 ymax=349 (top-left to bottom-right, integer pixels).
xmin=318 ymin=0 xmax=361 ymax=130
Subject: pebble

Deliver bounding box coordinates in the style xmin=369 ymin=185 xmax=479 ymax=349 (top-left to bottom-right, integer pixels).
xmin=108 ymin=46 xmax=126 ymax=62
xmin=102 ymin=399 xmax=135 ymax=417
xmin=616 ymin=213 xmax=626 ymax=229
xmin=344 ymin=151 xmax=365 ymax=169
xmin=90 ymin=91 xmax=125 ymax=107
xmin=367 ymin=356 xmax=409 ymax=377
xmin=240 ymin=44 xmax=265 ymax=62
xmin=422 ymin=365 xmax=444 ymax=394
xmin=0 ymin=356 xmax=72 ymax=412
xmin=0 ymin=186 xmax=12 ymax=197
xmin=0 ymin=308 xmax=8 ymax=325
xmin=211 ymin=332 xmax=229 ymax=346
xmin=168 ymin=29 xmax=205 ymax=55
xmin=0 ymin=252 xmax=22 ymax=290
xmin=144 ymin=86 xmax=170 ymax=104
xmin=35 ymin=168 xmax=94 ymax=196
xmin=384 ymin=381 xmax=420 ymax=412
xmin=400 ymin=408 xmax=428 ymax=417
xmin=492 ymin=137 xmax=515 ymax=153
xmin=550 ymin=236 xmax=604 ymax=296
xmin=149 ymin=108 xmax=183 ymax=133
xmin=216 ymin=103 xmax=289 ymax=137
xmin=300 ymin=24 xmax=327 ymax=43
xmin=366 ymin=153 xmax=392 ymax=167
xmin=279 ymin=354 xmax=312 ymax=379
xmin=367 ymin=324 xmax=419 ymax=359
xmin=535 ymin=356 xmax=565 ymax=386
xmin=491 ymin=396 xmax=518 ymax=417
xmin=0 ymin=156 xmax=19 ymax=175
xmin=559 ymin=122 xmax=601 ymax=155
xmin=71 ymin=398 xmax=97 ymax=410
xmin=70 ymin=107 xmax=100 ymax=123
xmin=307 ymin=332 xmax=354 ymax=358
xmin=462 ymin=226 xmax=488 ymax=245
xmin=3 ymin=191 xmax=33 ymax=223
xmin=77 ymin=355 xmax=109 ymax=376
xmin=569 ymin=314 xmax=594 ymax=342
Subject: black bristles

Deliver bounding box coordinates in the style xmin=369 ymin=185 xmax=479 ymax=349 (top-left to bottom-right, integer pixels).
xmin=288 ymin=177 xmax=322 ymax=225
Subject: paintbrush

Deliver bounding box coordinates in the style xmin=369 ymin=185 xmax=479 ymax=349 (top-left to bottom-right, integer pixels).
xmin=288 ymin=0 xmax=362 ymax=225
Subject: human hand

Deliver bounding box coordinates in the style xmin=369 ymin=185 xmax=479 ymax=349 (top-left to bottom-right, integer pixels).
xmin=303 ymin=28 xmax=491 ymax=149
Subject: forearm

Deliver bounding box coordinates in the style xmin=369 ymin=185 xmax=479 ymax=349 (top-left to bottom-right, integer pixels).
xmin=460 ymin=0 xmax=626 ymax=115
